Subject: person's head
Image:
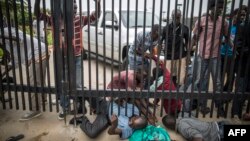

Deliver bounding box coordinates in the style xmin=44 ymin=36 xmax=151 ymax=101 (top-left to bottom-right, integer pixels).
xmin=171 ymin=9 xmax=182 ymax=25
xmin=209 ymin=0 xmax=224 ymax=19
xmin=162 ymin=115 xmax=176 ymax=130
xmin=151 ymin=24 xmax=160 ymax=42
xmin=129 ymin=116 xmax=148 ymax=130
xmin=232 ymin=6 xmax=247 ymax=25
xmin=135 ymin=68 xmax=148 ymax=88
xmin=152 ymin=67 xmax=164 ymax=80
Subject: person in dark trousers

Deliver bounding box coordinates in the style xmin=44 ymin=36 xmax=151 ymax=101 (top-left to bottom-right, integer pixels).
xmin=231 ymin=7 xmax=250 ymax=123
xmin=161 ymin=9 xmax=189 ymax=87
xmin=162 ymin=112 xmax=230 ymax=141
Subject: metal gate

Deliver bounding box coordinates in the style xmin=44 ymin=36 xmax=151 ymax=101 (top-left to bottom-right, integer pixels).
xmin=0 ymin=0 xmax=250 ymax=123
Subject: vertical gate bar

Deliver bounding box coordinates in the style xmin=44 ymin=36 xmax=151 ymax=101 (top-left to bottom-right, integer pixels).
xmin=95 ymin=0 xmax=100 ymax=114
xmin=51 ymin=0 xmax=63 ymax=112
xmin=117 ymin=0 xmax=123 ymax=116
xmin=102 ymin=0 xmax=107 ymax=110
xmin=86 ymin=0 xmax=93 ymax=115
xmin=156 ymin=0 xmax=164 ymax=117
xmin=65 ymin=0 xmax=75 ymax=122
xmin=27 ymin=0 xmax=39 ymax=111
xmin=0 ymin=3 xmax=6 ymax=109
xmin=4 ymin=0 xmax=17 ymax=109
xmin=160 ymin=0 xmax=171 ymax=117
xmin=79 ymin=0 xmax=86 ymax=117
xmin=216 ymin=0 xmax=232 ymax=118
xmin=111 ymin=0 xmax=115 ymax=115
xmin=197 ymin=0 xmax=210 ymax=118
xmin=223 ymin=0 xmax=236 ymax=118
xmin=12 ymin=0 xmax=25 ymax=110
xmin=243 ymin=0 xmax=250 ymax=115
xmin=184 ymin=0 xmax=195 ymax=118
xmin=20 ymin=0 xmax=32 ymax=111
xmin=148 ymin=0 xmax=156 ymax=118
xmin=35 ymin=2 xmax=46 ymax=112
xmin=178 ymin=0 xmax=187 ymax=118
xmin=42 ymin=0 xmax=53 ymax=112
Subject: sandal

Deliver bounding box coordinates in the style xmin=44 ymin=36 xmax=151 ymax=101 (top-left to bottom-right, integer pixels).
xmin=6 ymin=134 xmax=24 ymax=141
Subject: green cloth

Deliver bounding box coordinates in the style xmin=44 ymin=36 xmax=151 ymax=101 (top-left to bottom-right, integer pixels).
xmin=129 ymin=125 xmax=171 ymax=141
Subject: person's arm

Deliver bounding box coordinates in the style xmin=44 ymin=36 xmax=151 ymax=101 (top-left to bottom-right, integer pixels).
xmin=108 ymin=115 xmax=122 ymax=135
xmin=82 ymin=0 xmax=101 ymax=26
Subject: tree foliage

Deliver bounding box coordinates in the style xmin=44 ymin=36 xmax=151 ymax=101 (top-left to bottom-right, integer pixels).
xmin=0 ymin=0 xmax=29 ymax=26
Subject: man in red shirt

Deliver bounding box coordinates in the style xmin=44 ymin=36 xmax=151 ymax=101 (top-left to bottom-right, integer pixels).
xmin=58 ymin=0 xmax=101 ymax=120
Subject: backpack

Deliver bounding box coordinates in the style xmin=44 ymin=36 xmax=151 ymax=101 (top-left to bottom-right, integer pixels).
xmin=129 ymin=125 xmax=171 ymax=141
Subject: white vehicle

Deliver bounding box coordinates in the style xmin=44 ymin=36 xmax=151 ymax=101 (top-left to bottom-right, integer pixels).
xmin=83 ymin=9 xmax=160 ymax=66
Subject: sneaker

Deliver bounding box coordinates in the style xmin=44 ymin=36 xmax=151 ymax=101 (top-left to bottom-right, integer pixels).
xmin=58 ymin=111 xmax=66 ymax=120
xmin=19 ymin=111 xmax=42 ymax=121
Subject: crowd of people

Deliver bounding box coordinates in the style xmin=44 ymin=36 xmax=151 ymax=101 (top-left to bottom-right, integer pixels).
xmin=1 ymin=0 xmax=250 ymax=140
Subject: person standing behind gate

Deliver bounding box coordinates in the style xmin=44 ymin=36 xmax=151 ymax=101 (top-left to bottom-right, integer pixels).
xmin=161 ymin=9 xmax=189 ymax=87
xmin=192 ymin=0 xmax=228 ymax=116
xmin=128 ymin=24 xmax=160 ymax=72
xmin=0 ymin=27 xmax=50 ymax=121
xmin=58 ymin=0 xmax=101 ymax=120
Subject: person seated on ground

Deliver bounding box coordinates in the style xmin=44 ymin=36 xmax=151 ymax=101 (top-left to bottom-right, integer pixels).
xmin=129 ymin=124 xmax=171 ymax=141
xmin=162 ymin=112 xmax=230 ymax=141
xmin=150 ymin=57 xmax=182 ymax=116
xmin=79 ymin=98 xmax=148 ymax=139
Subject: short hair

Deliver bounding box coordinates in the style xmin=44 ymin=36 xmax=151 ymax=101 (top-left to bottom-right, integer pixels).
xmin=162 ymin=115 xmax=176 ymax=130
xmin=152 ymin=24 xmax=160 ymax=34
xmin=134 ymin=116 xmax=148 ymax=130
xmin=171 ymin=9 xmax=182 ymax=17
xmin=209 ymin=0 xmax=224 ymax=9
xmin=152 ymin=67 xmax=164 ymax=80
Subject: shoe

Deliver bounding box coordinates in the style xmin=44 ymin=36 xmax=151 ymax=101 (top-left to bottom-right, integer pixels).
xmin=200 ymin=107 xmax=210 ymax=115
xmin=232 ymin=115 xmax=242 ymax=124
xmin=6 ymin=134 xmax=24 ymax=141
xmin=58 ymin=111 xmax=66 ymax=120
xmin=19 ymin=111 xmax=42 ymax=121
xmin=69 ymin=116 xmax=83 ymax=125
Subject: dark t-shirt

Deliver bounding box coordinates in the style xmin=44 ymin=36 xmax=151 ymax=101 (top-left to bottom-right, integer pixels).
xmin=161 ymin=23 xmax=189 ymax=60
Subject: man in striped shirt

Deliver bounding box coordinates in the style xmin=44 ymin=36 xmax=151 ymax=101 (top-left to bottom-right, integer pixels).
xmin=58 ymin=0 xmax=101 ymax=119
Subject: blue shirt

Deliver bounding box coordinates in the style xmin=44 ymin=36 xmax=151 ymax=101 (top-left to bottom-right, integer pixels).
xmin=128 ymin=31 xmax=157 ymax=67
xmin=108 ymin=102 xmax=139 ymax=139
xmin=220 ymin=25 xmax=236 ymax=56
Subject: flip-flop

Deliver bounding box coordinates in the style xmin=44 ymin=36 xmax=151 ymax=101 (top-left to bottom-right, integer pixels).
xmin=6 ymin=134 xmax=24 ymax=141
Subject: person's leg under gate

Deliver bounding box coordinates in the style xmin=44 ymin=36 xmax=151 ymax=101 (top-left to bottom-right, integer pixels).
xmin=80 ymin=114 xmax=109 ymax=138
xmin=211 ymin=58 xmax=225 ymax=116
xmin=199 ymin=56 xmax=209 ymax=111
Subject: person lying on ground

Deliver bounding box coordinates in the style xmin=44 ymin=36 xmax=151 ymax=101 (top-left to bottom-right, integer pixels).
xmin=162 ymin=112 xmax=230 ymax=141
